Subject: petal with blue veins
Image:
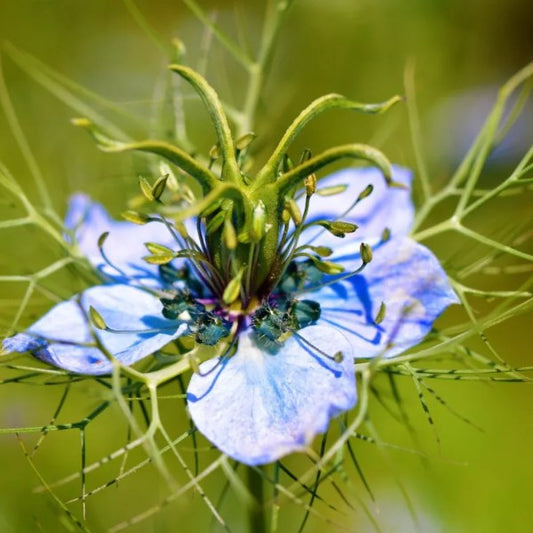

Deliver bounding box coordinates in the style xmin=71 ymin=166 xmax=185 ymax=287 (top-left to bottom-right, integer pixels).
xmin=65 ymin=193 xmax=188 ymax=286
xmin=2 ymin=284 xmax=187 ymax=375
xmin=301 ymin=165 xmax=413 ymax=248
xmin=307 ymin=237 xmax=458 ymax=358
xmin=187 ymin=326 xmax=356 ymax=465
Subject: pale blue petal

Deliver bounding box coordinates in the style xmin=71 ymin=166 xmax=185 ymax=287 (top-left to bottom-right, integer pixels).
xmin=65 ymin=193 xmax=184 ymax=286
xmin=307 ymin=237 xmax=458 ymax=358
xmin=300 ymin=165 xmax=413 ymax=248
xmin=2 ymin=284 xmax=187 ymax=375
xmin=187 ymin=326 xmax=356 ymax=465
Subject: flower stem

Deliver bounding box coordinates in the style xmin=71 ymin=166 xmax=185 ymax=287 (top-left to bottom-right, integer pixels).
xmin=247 ymin=466 xmax=267 ymax=533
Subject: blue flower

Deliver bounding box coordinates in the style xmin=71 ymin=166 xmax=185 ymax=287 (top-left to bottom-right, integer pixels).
xmin=2 ymin=166 xmax=458 ymax=465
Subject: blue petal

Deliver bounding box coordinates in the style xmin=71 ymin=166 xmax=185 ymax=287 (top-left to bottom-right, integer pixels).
xmin=300 ymin=165 xmax=413 ymax=248
xmin=187 ymin=326 xmax=356 ymax=465
xmin=65 ymin=193 xmax=181 ymax=286
xmin=2 ymin=284 xmax=187 ymax=375
xmin=308 ymin=237 xmax=459 ymax=358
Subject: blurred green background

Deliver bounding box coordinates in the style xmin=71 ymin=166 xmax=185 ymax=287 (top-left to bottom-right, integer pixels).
xmin=0 ymin=1 xmax=532 ymax=532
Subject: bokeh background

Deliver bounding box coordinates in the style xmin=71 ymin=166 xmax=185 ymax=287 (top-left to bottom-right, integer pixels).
xmin=0 ymin=1 xmax=532 ymax=531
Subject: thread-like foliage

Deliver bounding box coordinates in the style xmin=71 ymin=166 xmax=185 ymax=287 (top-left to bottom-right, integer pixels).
xmin=0 ymin=2 xmax=531 ymax=532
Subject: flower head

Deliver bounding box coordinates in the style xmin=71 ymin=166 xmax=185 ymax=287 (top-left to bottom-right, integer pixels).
xmin=2 ymin=69 xmax=457 ymax=465
xmin=2 ymin=164 xmax=457 ymax=464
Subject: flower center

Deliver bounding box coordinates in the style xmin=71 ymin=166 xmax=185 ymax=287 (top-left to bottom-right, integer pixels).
xmin=158 ymin=257 xmax=325 ymax=349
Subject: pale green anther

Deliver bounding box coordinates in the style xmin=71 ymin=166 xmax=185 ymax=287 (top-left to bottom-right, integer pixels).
xmin=281 ymin=208 xmax=291 ymax=225
xmin=175 ymin=222 xmax=189 ymax=239
xmin=223 ymin=268 xmax=245 ymax=304
xmin=306 ymin=245 xmax=332 ymax=257
xmin=381 ymin=227 xmax=391 ymax=242
xmin=235 ymin=132 xmax=257 ymax=152
xmin=360 ymin=242 xmax=373 ymax=264
xmin=159 ymin=162 xmax=179 ymax=192
xmin=143 ymin=252 xmax=176 ymax=265
xmin=299 ymin=148 xmax=312 ymax=163
xmin=171 ymin=37 xmax=186 ymax=61
xmin=304 ymin=174 xmax=317 ymax=196
xmin=282 ymin=153 xmax=294 ymax=173
xmin=97 ymin=231 xmax=109 ymax=249
xmin=201 ymin=198 xmax=223 ymax=217
xmin=223 ymin=218 xmax=237 ymax=250
xmin=374 ymin=301 xmax=386 ymax=325
xmin=333 ymin=351 xmax=344 ymax=363
xmin=121 ymin=210 xmax=152 ymax=225
xmin=250 ymin=200 xmax=267 ymax=240
xmin=317 ymin=184 xmax=348 ymax=196
xmin=330 ymin=221 xmax=358 ymax=233
xmin=237 ymin=230 xmax=252 ymax=244
xmin=286 ymin=198 xmax=302 ymax=225
xmin=318 ymin=220 xmax=358 ymax=237
xmin=145 ymin=242 xmax=174 ymax=255
xmin=89 ymin=306 xmax=107 ymax=330
xmin=139 ymin=176 xmax=154 ymax=201
xmin=209 ymin=144 xmax=220 ymax=160
xmin=152 ymin=175 xmax=169 ymax=201
xmin=205 ymin=211 xmax=226 ymax=234
xmin=357 ymin=184 xmax=374 ymax=202
xmin=309 ymin=257 xmax=344 ymax=275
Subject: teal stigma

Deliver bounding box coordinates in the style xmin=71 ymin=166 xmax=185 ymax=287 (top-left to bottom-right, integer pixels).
xmin=252 ymin=296 xmax=321 ymax=344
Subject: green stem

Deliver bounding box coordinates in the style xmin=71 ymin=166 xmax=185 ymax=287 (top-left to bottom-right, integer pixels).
xmin=238 ymin=0 xmax=293 ymax=137
xmin=247 ymin=466 xmax=267 ymax=533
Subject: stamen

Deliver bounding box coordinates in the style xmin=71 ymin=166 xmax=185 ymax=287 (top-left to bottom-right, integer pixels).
xmin=292 ymin=330 xmax=344 ymax=363
xmin=292 ymin=243 xmax=373 ymax=295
